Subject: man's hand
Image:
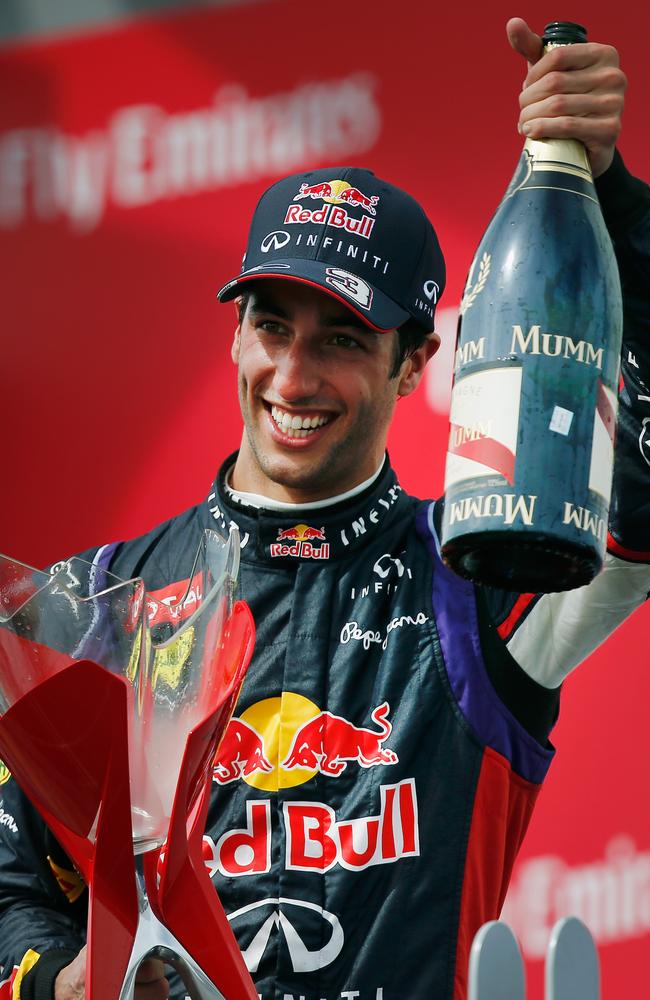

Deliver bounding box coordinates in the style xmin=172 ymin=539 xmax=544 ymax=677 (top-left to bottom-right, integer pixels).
xmin=506 ymin=16 xmax=627 ymax=177
xmin=54 ymin=945 xmax=170 ymax=999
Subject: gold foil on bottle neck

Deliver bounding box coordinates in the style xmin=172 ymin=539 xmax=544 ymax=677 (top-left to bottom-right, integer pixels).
xmin=524 ymin=137 xmax=593 ymax=183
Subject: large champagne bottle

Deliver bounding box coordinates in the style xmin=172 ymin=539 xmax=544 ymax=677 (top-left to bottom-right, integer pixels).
xmin=440 ymin=21 xmax=623 ymax=593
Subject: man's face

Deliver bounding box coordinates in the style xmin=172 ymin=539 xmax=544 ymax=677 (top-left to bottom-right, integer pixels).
xmin=230 ymin=280 xmax=436 ymax=502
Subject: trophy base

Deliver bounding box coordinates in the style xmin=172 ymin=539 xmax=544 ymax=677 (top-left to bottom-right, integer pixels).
xmin=121 ymin=878 xmax=228 ymax=1000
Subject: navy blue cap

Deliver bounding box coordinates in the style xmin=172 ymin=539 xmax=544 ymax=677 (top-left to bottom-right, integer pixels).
xmin=217 ymin=166 xmax=446 ymax=332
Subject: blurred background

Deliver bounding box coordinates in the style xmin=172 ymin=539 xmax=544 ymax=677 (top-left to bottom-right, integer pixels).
xmin=1 ymin=2 xmax=648 ymax=996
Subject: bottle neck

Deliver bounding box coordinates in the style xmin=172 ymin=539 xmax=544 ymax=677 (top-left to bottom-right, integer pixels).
xmin=524 ymin=28 xmax=593 ymax=180
xmin=523 ymin=137 xmax=593 ymax=182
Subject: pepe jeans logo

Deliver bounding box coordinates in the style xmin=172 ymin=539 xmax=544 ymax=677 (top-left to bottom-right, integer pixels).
xmin=340 ymin=612 xmax=430 ymax=651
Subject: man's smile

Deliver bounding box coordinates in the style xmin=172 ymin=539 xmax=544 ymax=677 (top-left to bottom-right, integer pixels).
xmin=266 ymin=403 xmax=337 ymax=442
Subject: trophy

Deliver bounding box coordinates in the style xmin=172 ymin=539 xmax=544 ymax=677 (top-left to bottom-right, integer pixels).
xmin=0 ymin=527 xmax=258 ymax=999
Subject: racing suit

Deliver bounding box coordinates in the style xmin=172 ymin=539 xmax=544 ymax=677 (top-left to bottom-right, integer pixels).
xmin=0 ymin=151 xmax=649 ymax=1000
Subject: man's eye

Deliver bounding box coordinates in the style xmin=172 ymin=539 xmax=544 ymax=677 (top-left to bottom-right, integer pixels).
xmin=331 ymin=333 xmax=362 ymax=349
xmin=258 ymin=320 xmax=284 ymax=333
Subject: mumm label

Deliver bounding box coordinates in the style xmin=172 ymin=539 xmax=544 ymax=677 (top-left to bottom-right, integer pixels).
xmin=511 ymin=325 xmax=604 ymax=369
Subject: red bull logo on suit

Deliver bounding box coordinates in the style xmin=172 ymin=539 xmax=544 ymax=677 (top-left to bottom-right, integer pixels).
xmin=209 ymin=696 xmax=417 ymax=875
xmin=213 ymin=694 xmax=398 ymax=790
xmin=203 ymin=779 xmax=418 ymax=878
xmin=270 ymin=524 xmax=330 ymax=560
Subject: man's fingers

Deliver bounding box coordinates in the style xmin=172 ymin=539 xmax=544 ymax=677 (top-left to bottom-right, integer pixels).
xmin=134 ymin=959 xmax=170 ymax=1000
xmin=136 ymin=958 xmax=168 ymax=983
xmin=519 ymin=67 xmax=627 ymax=110
xmin=506 ymin=17 xmax=543 ymax=66
xmin=134 ymin=980 xmax=170 ymax=1000
xmin=519 ymin=111 xmax=621 ymax=141
xmin=519 ymin=92 xmax=624 ymax=129
xmin=523 ymin=42 xmax=621 ymax=88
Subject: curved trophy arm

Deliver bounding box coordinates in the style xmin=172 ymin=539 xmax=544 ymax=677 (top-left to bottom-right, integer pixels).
xmin=120 ymin=881 xmax=227 ymax=1000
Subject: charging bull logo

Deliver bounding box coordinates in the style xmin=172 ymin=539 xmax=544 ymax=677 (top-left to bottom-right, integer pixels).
xmin=286 ymin=178 xmax=380 ymax=239
xmin=283 ymin=702 xmax=398 ymax=777
xmin=213 ymin=719 xmax=273 ymax=785
xmin=294 ymin=179 xmax=380 ymax=215
xmin=270 ymin=524 xmax=330 ymax=560
xmin=213 ymin=694 xmax=398 ymax=791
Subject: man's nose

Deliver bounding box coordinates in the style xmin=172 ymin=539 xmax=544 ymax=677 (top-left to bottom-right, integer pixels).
xmin=273 ymin=341 xmax=322 ymax=401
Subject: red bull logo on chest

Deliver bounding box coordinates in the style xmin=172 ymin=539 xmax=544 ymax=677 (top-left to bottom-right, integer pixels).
xmin=209 ymin=696 xmax=416 ymax=879
xmin=270 ymin=523 xmax=330 ymax=560
xmin=212 ymin=694 xmax=398 ymax=791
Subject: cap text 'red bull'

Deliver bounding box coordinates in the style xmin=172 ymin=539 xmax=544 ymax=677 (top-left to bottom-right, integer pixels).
xmin=286 ymin=179 xmax=380 ymax=240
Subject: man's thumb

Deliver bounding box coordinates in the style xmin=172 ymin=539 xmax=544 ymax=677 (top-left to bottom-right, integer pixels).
xmin=506 ymin=17 xmax=544 ymax=66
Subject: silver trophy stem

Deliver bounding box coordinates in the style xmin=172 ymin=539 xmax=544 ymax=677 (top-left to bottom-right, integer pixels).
xmin=119 ymin=875 xmax=228 ymax=1000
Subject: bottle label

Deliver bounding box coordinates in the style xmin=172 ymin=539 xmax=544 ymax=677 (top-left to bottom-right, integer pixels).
xmin=445 ymin=365 xmax=522 ymax=489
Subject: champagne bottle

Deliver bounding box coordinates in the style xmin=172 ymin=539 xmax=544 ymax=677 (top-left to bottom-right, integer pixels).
xmin=440 ymin=21 xmax=623 ymax=593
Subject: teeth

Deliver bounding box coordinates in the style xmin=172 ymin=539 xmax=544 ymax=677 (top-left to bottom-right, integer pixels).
xmin=271 ymin=406 xmax=331 ymax=438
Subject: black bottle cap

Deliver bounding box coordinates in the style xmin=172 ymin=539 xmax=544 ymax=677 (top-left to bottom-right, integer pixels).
xmin=543 ymin=21 xmax=588 ymax=45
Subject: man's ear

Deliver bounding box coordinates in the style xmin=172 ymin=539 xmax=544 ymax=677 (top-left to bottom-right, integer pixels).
xmin=397 ymin=333 xmax=441 ymax=398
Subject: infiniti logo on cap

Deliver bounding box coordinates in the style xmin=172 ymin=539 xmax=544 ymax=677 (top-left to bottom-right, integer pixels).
xmin=261 ymin=231 xmax=291 ymax=253
xmin=423 ymin=280 xmax=440 ymax=302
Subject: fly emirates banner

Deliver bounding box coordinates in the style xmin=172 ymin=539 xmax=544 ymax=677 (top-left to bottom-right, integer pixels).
xmin=0 ymin=2 xmax=648 ymax=998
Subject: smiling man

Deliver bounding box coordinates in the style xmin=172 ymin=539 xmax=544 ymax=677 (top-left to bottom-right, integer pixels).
xmin=230 ymin=282 xmax=431 ymax=501
xmin=1 ymin=17 xmax=650 ymax=1000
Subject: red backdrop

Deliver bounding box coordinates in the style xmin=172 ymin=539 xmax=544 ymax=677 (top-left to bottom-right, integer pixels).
xmin=1 ymin=2 xmax=648 ymax=996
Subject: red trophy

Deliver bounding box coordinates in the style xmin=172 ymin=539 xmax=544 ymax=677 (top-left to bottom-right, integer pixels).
xmin=0 ymin=527 xmax=257 ymax=999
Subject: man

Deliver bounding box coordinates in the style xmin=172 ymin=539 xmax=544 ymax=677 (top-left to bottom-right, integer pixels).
xmin=0 ymin=16 xmax=648 ymax=1000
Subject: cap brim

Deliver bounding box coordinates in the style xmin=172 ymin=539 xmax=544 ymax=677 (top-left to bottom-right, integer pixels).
xmin=216 ymin=259 xmax=410 ymax=333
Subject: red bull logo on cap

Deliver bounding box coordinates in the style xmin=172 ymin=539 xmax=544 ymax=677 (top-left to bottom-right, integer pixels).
xmin=285 ymin=178 xmax=380 ymax=240
xmin=294 ymin=179 xmax=380 ymax=215
xmin=270 ymin=523 xmax=329 ymax=560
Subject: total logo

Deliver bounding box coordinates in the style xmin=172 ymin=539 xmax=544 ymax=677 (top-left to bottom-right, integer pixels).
xmin=284 ymin=178 xmax=380 ymax=240
xmin=270 ymin=523 xmax=330 ymax=560
xmin=0 ymin=760 xmax=10 ymax=785
xmin=213 ymin=694 xmax=398 ymax=789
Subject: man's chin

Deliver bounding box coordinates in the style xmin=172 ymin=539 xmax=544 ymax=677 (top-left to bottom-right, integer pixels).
xmin=255 ymin=447 xmax=349 ymax=499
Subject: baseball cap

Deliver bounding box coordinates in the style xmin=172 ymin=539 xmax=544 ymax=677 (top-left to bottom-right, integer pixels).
xmin=217 ymin=166 xmax=446 ymax=333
